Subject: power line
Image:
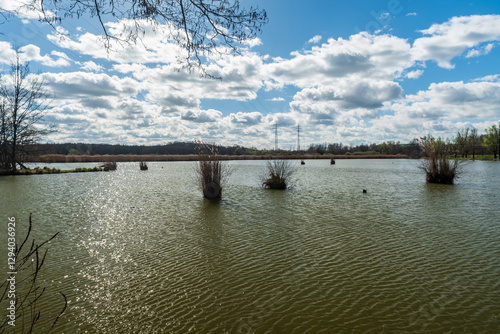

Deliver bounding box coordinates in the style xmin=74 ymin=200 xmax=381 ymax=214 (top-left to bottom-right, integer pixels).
xmin=274 ymin=122 xmax=278 ymax=151
xmin=297 ymin=124 xmax=301 ymax=151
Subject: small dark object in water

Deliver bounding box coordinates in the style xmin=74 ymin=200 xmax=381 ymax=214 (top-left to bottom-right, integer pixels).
xmin=331 ymin=158 xmax=335 ymax=165
xmin=139 ymin=161 xmax=148 ymax=170
xmin=363 ymin=189 xmax=367 ymax=193
xmin=301 ymin=160 xmax=305 ymax=165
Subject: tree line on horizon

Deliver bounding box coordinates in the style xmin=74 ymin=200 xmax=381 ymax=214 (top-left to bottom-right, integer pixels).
xmin=28 ymin=124 xmax=500 ymax=159
xmin=308 ymin=125 xmax=500 ymax=160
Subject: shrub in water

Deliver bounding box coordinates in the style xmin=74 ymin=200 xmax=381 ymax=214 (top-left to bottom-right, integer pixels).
xmin=195 ymin=142 xmax=231 ymax=199
xmin=102 ymin=161 xmax=117 ymax=171
xmin=263 ymin=160 xmax=294 ymax=190
xmin=419 ymin=136 xmax=462 ymax=184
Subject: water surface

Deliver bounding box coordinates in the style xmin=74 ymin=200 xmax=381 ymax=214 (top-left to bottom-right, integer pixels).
xmin=0 ymin=159 xmax=499 ymax=333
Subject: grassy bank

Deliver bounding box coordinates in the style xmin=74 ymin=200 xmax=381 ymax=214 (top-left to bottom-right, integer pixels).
xmin=453 ymin=155 xmax=499 ymax=161
xmin=0 ymin=166 xmax=104 ymax=176
xmin=29 ymin=154 xmax=410 ymax=163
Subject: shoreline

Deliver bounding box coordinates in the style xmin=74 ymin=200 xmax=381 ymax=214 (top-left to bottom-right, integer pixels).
xmin=0 ymin=166 xmax=105 ymax=176
xmin=28 ymin=154 xmax=411 ymax=163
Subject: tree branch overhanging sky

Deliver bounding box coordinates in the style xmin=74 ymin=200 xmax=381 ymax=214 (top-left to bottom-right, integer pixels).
xmin=1 ymin=0 xmax=500 ymax=149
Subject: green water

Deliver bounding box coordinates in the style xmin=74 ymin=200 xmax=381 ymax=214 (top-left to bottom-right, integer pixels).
xmin=1 ymin=159 xmax=499 ymax=333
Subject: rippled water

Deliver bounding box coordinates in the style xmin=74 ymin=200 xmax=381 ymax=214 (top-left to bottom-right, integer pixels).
xmin=1 ymin=159 xmax=499 ymax=333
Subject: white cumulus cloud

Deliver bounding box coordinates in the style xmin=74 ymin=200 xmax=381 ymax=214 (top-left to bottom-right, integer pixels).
xmin=308 ymin=35 xmax=322 ymax=44
xmin=412 ymin=15 xmax=500 ymax=69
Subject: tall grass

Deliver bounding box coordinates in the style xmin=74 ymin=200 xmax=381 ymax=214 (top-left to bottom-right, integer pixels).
xmin=419 ymin=136 xmax=462 ymax=184
xmin=263 ymin=160 xmax=294 ymax=190
xmin=195 ymin=143 xmax=231 ymax=199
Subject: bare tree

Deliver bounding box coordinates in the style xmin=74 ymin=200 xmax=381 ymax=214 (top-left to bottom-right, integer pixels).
xmin=468 ymin=127 xmax=480 ymax=160
xmin=3 ymin=0 xmax=268 ymax=74
xmin=0 ymin=99 xmax=9 ymax=169
xmin=0 ymin=51 xmax=53 ymax=172
xmin=454 ymin=127 xmax=470 ymax=158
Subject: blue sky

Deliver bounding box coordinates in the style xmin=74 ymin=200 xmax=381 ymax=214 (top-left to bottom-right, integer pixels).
xmin=1 ymin=0 xmax=500 ymax=149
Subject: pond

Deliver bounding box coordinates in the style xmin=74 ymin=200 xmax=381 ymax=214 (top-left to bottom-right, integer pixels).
xmin=0 ymin=159 xmax=499 ymax=333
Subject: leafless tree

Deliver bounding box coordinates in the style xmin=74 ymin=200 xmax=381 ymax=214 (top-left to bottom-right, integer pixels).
xmin=454 ymin=127 xmax=470 ymax=158
xmin=0 ymin=99 xmax=9 ymax=169
xmin=3 ymin=0 xmax=268 ymax=75
xmin=0 ymin=51 xmax=53 ymax=172
xmin=468 ymin=127 xmax=480 ymax=160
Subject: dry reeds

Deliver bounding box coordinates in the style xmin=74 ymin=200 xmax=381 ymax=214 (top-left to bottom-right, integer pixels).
xmin=195 ymin=142 xmax=231 ymax=199
xmin=263 ymin=159 xmax=294 ymax=190
xmin=419 ymin=136 xmax=462 ymax=184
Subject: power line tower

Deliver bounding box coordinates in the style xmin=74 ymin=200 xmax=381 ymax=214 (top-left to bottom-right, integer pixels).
xmin=297 ymin=124 xmax=301 ymax=152
xmin=274 ymin=122 xmax=279 ymax=151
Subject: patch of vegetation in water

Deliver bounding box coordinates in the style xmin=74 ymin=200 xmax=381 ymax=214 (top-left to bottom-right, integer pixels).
xmin=0 ymin=166 xmax=104 ymax=176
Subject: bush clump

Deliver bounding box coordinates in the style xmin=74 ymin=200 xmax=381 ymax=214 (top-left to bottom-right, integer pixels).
xmin=263 ymin=160 xmax=294 ymax=190
xmin=196 ymin=142 xmax=231 ymax=199
xmin=102 ymin=161 xmax=117 ymax=171
xmin=419 ymin=136 xmax=462 ymax=184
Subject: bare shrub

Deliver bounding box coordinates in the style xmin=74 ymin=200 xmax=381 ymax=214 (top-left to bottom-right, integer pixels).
xmin=263 ymin=159 xmax=294 ymax=190
xmin=419 ymin=136 xmax=462 ymax=184
xmin=195 ymin=142 xmax=231 ymax=199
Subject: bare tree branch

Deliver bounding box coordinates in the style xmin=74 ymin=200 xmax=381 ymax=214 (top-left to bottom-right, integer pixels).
xmin=0 ymin=214 xmax=67 ymax=333
xmin=1 ymin=0 xmax=267 ymax=75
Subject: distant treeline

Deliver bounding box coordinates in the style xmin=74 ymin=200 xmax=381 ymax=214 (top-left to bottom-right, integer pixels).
xmin=34 ymin=141 xmax=419 ymax=157
xmin=34 ymin=142 xmax=246 ymax=156
xmin=307 ymin=140 xmax=423 ymax=157
xmin=32 ymin=135 xmax=496 ymax=158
